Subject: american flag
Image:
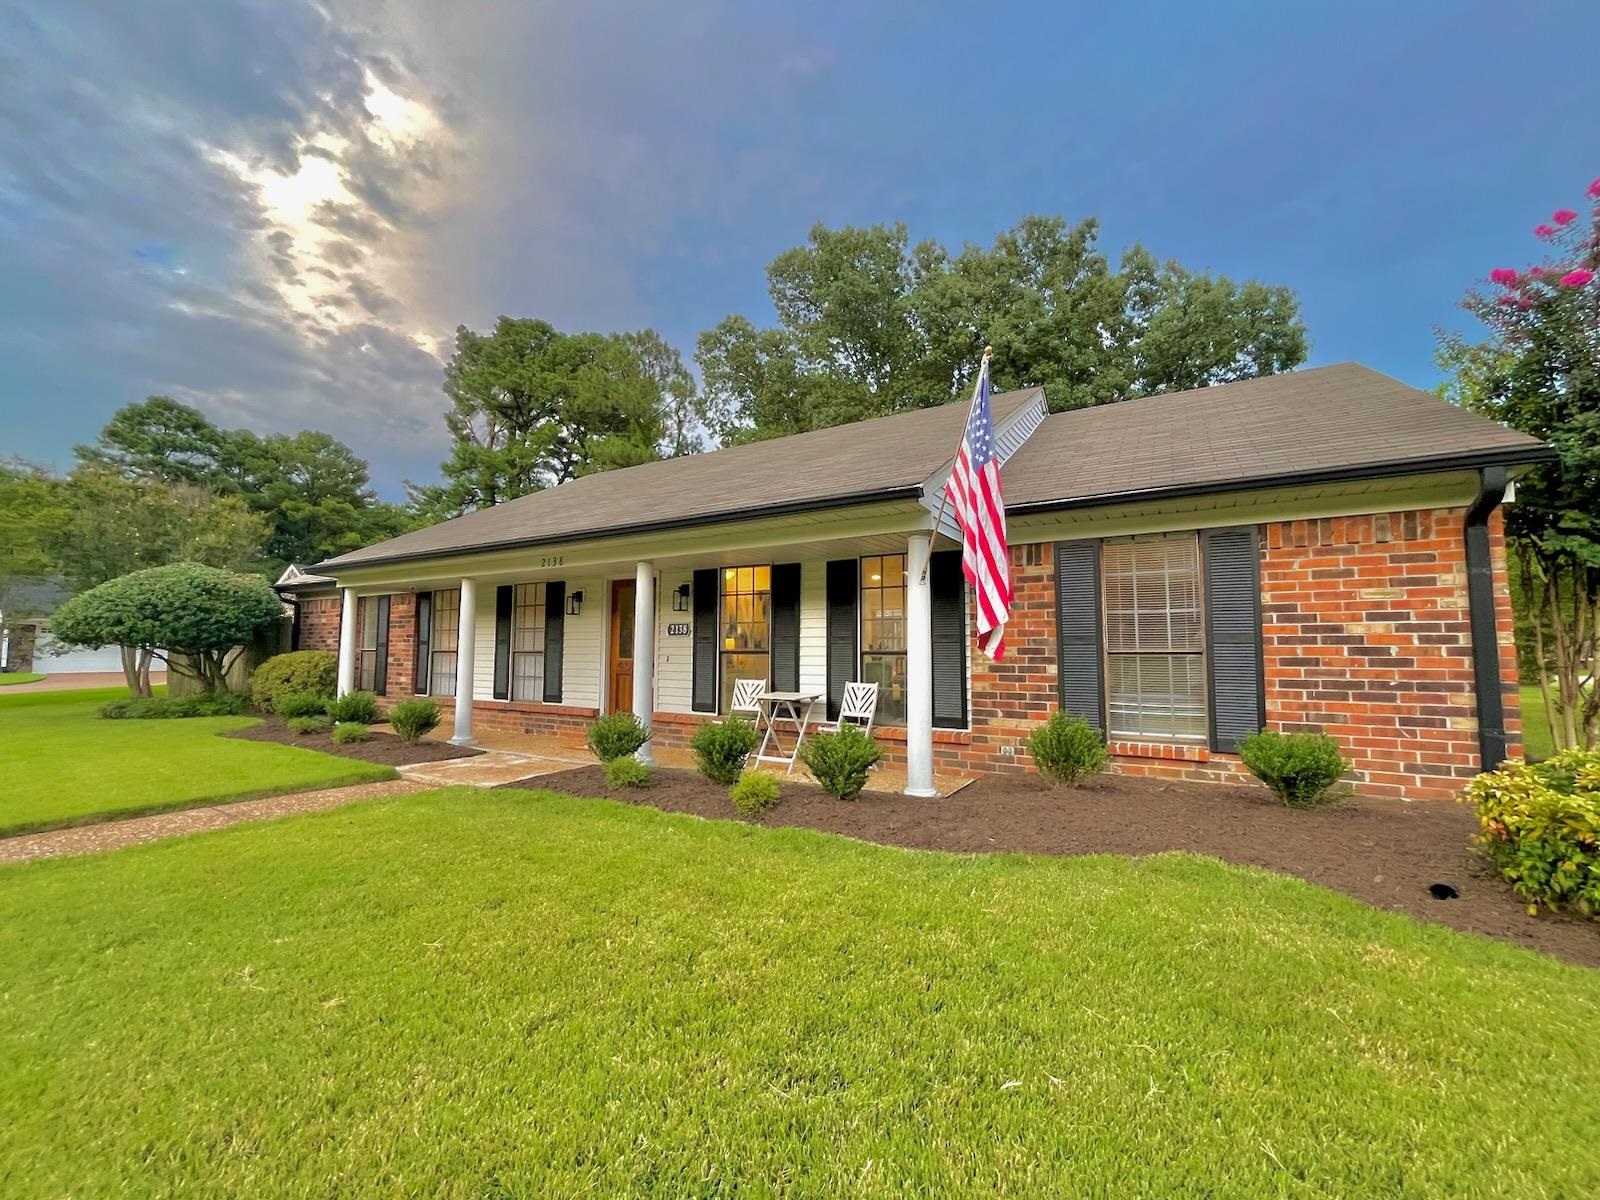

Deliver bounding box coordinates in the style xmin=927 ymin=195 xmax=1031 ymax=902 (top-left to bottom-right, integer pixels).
xmin=944 ymin=352 xmax=1011 ymax=659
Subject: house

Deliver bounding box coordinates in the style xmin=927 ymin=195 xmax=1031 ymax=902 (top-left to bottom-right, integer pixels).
xmin=286 ymin=363 xmax=1549 ymax=801
xmin=0 ymin=576 xmax=141 ymax=676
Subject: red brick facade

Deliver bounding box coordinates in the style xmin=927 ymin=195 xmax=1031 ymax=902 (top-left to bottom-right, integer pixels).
xmin=294 ymin=502 xmax=1517 ymax=801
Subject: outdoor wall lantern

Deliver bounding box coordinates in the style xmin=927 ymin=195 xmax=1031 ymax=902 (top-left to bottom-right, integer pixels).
xmin=673 ymin=583 xmax=691 ymax=612
xmin=566 ymin=590 xmax=584 ymax=617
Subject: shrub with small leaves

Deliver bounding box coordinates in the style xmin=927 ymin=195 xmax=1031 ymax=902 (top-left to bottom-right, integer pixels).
xmin=331 ymin=721 xmax=370 ymax=744
xmin=286 ymin=715 xmax=329 ymax=736
xmin=604 ymin=756 xmax=653 ymax=789
xmin=730 ymin=771 xmax=781 ymax=816
xmin=388 ymin=698 xmax=441 ymax=743
xmin=586 ymin=712 xmax=651 ymax=762
xmin=690 ymin=717 xmax=761 ymax=785
xmin=1239 ymin=730 xmax=1348 ymax=808
xmin=1027 ymin=712 xmax=1109 ymax=786
xmin=800 ymin=724 xmax=881 ymax=800
xmin=275 ymin=690 xmax=330 ymax=720
xmin=1460 ymin=749 xmax=1600 ymax=913
xmin=325 ymin=691 xmax=380 ymax=725
xmin=99 ymin=693 xmax=250 ymax=720
xmin=250 ymin=650 xmax=337 ymax=712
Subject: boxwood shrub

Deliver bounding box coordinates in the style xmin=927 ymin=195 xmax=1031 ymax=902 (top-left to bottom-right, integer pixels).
xmin=604 ymin=756 xmax=653 ymax=789
xmin=1461 ymin=749 xmax=1600 ymax=913
xmin=331 ymin=721 xmax=370 ymax=745
xmin=586 ymin=712 xmax=651 ymax=763
xmin=388 ymin=698 xmax=441 ymax=744
xmin=690 ymin=718 xmax=761 ymax=785
xmin=1027 ymin=712 xmax=1109 ymax=786
xmin=286 ymin=715 xmax=329 ymax=736
xmin=1238 ymin=730 xmax=1348 ymax=808
xmin=250 ymin=650 xmax=337 ymax=713
xmin=325 ymin=691 xmax=380 ymax=726
xmin=800 ymin=725 xmax=881 ymax=800
xmin=730 ymin=771 xmax=781 ymax=816
xmin=274 ymin=690 xmax=330 ymax=720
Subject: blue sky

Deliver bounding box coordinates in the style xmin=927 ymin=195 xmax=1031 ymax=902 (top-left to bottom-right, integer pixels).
xmin=3 ymin=0 xmax=1597 ymax=496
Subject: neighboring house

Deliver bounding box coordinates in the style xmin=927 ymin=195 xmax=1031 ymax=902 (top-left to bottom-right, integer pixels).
xmin=1 ymin=576 xmax=165 ymax=676
xmin=291 ymin=363 xmax=1549 ymax=801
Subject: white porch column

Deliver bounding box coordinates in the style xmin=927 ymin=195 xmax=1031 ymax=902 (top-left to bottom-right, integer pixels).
xmin=336 ymin=587 xmax=358 ymax=697
xmin=450 ymin=578 xmax=478 ymax=746
xmin=905 ymin=532 xmax=938 ymax=797
xmin=632 ymin=561 xmax=656 ymax=765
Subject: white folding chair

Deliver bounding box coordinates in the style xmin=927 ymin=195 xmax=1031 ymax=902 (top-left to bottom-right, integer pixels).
xmin=730 ymin=678 xmax=765 ymax=717
xmin=818 ymin=681 xmax=878 ymax=735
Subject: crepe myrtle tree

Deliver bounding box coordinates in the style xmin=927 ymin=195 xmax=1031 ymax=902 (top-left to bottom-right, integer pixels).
xmin=1439 ymin=175 xmax=1600 ymax=750
xmin=49 ymin=563 xmax=284 ymax=697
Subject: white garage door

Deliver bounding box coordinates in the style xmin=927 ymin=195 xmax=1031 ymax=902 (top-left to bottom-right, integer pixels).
xmin=35 ymin=634 xmax=129 ymax=674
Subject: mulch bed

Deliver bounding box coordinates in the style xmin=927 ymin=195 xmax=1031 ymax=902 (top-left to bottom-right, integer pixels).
xmin=501 ymin=765 xmax=1600 ymax=969
xmin=225 ymin=717 xmax=483 ymax=768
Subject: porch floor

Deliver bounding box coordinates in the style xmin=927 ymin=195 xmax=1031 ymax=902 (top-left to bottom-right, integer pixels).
xmin=386 ymin=724 xmax=972 ymax=797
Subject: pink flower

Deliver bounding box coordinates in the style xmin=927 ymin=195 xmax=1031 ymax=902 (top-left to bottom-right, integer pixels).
xmin=1558 ymin=268 xmax=1595 ymax=287
xmin=1529 ymin=266 xmax=1547 ymax=277
xmin=1496 ymin=294 xmax=1518 ymax=306
xmin=1489 ymin=267 xmax=1519 ymax=284
xmin=1553 ymin=209 xmax=1578 ymax=225
xmin=1535 ymin=224 xmax=1557 ymax=238
xmin=1517 ymin=296 xmax=1533 ymax=311
xmin=1589 ymin=178 xmax=1600 ymax=200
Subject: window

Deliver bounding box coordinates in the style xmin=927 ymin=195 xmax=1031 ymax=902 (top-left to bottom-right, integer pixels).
xmin=356 ymin=596 xmax=379 ymax=692
xmin=860 ymin=554 xmax=907 ymax=726
xmin=430 ymin=588 xmax=460 ymax=698
xmin=719 ymin=565 xmax=770 ymax=712
xmin=511 ymin=584 xmax=546 ymax=701
xmin=1102 ymin=534 xmax=1206 ymax=742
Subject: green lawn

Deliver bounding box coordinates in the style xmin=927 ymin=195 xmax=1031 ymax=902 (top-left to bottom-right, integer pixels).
xmin=0 ymin=671 xmax=44 ymax=685
xmin=0 ymin=688 xmax=393 ymax=836
xmin=1520 ymin=683 xmax=1557 ymax=761
xmin=1 ymin=788 xmax=1594 ymax=1196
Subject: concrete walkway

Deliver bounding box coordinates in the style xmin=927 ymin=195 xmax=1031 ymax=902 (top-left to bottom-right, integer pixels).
xmin=0 ymin=779 xmax=425 ymax=865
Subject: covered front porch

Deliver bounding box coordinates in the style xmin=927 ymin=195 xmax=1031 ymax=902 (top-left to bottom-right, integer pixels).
xmin=328 ymin=499 xmax=969 ymax=797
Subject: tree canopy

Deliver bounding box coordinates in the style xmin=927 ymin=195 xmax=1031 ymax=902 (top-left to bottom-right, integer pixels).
xmin=410 ymin=318 xmax=698 ymax=518
xmin=697 ymin=215 xmax=1309 ymax=441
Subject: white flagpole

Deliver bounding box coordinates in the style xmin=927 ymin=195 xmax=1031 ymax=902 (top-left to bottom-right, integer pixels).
xmin=921 ymin=345 xmax=992 ymax=583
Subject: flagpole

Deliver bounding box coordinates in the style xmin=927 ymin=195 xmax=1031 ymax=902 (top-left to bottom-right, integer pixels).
xmin=921 ymin=345 xmax=992 ymax=583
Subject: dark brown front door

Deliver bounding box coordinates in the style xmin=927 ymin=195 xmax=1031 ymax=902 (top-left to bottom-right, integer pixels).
xmin=609 ymin=579 xmax=635 ymax=713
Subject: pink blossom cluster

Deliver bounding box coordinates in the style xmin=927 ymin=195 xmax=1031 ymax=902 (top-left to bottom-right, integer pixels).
xmin=1487 ymin=180 xmax=1598 ymax=296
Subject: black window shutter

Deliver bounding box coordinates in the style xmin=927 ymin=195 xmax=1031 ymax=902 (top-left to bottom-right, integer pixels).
xmin=771 ymin=563 xmax=801 ymax=692
xmin=691 ymin=568 xmax=718 ymax=713
xmin=413 ymin=592 xmax=432 ymax=695
xmin=374 ymin=595 xmax=391 ymax=695
xmin=543 ymin=581 xmax=565 ymax=703
xmin=930 ymin=550 xmax=966 ymax=729
xmin=493 ymin=585 xmax=513 ymax=700
xmin=1202 ymin=526 xmax=1265 ymax=753
xmin=825 ymin=559 xmax=859 ymax=721
xmin=1054 ymin=539 xmax=1104 ymax=731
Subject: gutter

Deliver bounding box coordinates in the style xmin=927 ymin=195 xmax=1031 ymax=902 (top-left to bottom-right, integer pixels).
xmin=1005 ymin=445 xmax=1555 ymax=518
xmin=313 ymin=484 xmax=924 ymax=574
xmin=274 ymin=590 xmax=304 ymax=652
xmin=1464 ymin=465 xmax=1510 ymax=771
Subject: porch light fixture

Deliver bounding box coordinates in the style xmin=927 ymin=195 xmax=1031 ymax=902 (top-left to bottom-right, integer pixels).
xmin=566 ymin=589 xmax=584 ymax=617
xmin=673 ymin=583 xmax=691 ymax=612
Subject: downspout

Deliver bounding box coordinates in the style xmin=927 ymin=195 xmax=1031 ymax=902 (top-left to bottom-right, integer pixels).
xmin=277 ymin=592 xmax=303 ymax=652
xmin=1464 ymin=466 xmax=1509 ymax=771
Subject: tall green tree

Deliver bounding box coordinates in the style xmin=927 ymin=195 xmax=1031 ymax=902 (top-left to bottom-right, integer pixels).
xmin=696 ymin=215 xmax=1309 ymax=441
xmin=412 ymin=318 xmax=698 ymax=518
xmin=0 ymin=460 xmax=69 ymax=622
xmin=1438 ymin=176 xmax=1600 ymax=750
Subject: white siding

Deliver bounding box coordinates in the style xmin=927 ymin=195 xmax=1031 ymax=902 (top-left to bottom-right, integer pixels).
xmin=560 ymin=575 xmax=604 ymax=708
xmin=471 ymin=584 xmax=496 ymax=700
xmin=799 ymin=560 xmax=827 ymax=697
xmin=656 ymin=570 xmax=694 ymax=713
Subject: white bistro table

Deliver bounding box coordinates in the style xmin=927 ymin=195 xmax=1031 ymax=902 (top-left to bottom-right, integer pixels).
xmin=753 ymin=690 xmax=822 ymax=774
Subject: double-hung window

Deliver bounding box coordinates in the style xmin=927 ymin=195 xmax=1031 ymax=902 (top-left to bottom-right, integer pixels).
xmin=356 ymin=597 xmax=380 ymax=691
xmin=511 ymin=584 xmax=546 ymax=701
xmin=429 ymin=588 xmax=461 ymax=698
xmin=860 ymin=554 xmax=908 ymax=726
xmin=719 ymin=565 xmax=770 ymax=712
xmin=1102 ymin=534 xmax=1206 ymax=742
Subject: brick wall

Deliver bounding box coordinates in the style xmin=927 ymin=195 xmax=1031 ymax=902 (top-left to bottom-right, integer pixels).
xmin=384 ymin=595 xmax=417 ymax=698
xmin=1260 ymin=506 xmax=1519 ymax=801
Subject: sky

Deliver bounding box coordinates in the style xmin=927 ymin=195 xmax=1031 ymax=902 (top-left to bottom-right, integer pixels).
xmin=2 ymin=0 xmax=1597 ymax=497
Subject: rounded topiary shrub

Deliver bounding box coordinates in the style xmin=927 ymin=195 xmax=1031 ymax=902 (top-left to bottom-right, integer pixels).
xmin=1027 ymin=712 xmax=1109 ymax=786
xmin=1238 ymin=730 xmax=1348 ymax=808
xmin=586 ymin=712 xmax=651 ymax=763
xmin=800 ymin=725 xmax=881 ymax=800
xmin=388 ymin=698 xmax=441 ymax=744
xmin=250 ymin=650 xmax=338 ymax=713
xmin=690 ymin=717 xmax=761 ymax=785
xmin=275 ymin=690 xmax=330 ymax=720
xmin=331 ymin=721 xmax=370 ymax=744
xmin=730 ymin=771 xmax=781 ymax=816
xmin=604 ymin=756 xmax=653 ymax=789
xmin=325 ymin=691 xmax=380 ymax=726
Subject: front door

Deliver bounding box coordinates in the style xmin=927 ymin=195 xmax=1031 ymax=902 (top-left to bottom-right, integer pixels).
xmin=609 ymin=579 xmax=635 ymax=713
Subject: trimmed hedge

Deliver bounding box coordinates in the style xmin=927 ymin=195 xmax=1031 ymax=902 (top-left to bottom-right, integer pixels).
xmin=100 ymin=693 xmax=250 ymax=720
xmin=250 ymin=650 xmax=337 ymax=713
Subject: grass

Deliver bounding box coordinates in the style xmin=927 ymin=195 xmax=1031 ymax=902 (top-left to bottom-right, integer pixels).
xmin=0 ymin=671 xmax=44 ymax=686
xmin=0 ymin=687 xmax=393 ymax=836
xmin=1520 ymin=683 xmax=1558 ymax=761
xmin=1 ymin=787 xmax=1595 ymax=1197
